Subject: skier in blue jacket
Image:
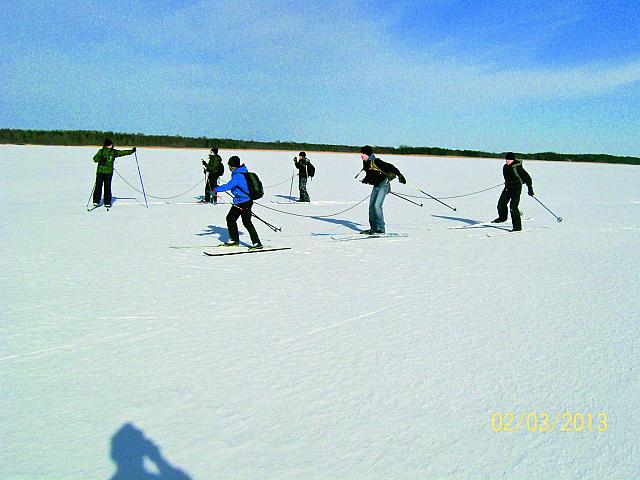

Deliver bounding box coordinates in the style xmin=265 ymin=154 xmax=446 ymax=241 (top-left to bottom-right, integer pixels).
xmin=214 ymin=156 xmax=263 ymax=249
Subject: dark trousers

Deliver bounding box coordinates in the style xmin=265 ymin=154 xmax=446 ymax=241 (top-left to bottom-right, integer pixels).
xmin=226 ymin=201 xmax=261 ymax=244
xmin=298 ymin=176 xmax=310 ymax=202
xmin=205 ymin=174 xmax=220 ymax=202
xmin=93 ymin=172 xmax=114 ymax=206
xmin=497 ymin=187 xmax=522 ymax=230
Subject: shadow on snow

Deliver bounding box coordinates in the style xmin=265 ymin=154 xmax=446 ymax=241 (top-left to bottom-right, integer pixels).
xmin=310 ymin=216 xmax=363 ymax=232
xmin=197 ymin=224 xmax=231 ymax=242
xmin=110 ymin=423 xmax=191 ymax=480
xmin=274 ymin=194 xmax=298 ymax=202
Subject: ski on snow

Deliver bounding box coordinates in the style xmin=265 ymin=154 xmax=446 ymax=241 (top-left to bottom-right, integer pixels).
xmin=170 ymin=245 xmax=220 ymax=249
xmin=449 ymin=218 xmax=533 ymax=229
xmin=203 ymin=247 xmax=291 ymax=256
xmin=484 ymin=230 xmax=532 ymax=238
xmin=273 ymin=201 xmax=355 ymax=205
xmin=311 ymin=232 xmax=360 ymax=236
xmin=330 ymin=233 xmax=408 ymax=241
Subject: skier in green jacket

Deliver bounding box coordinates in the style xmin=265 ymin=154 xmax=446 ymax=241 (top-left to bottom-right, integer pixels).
xmin=92 ymin=138 xmax=136 ymax=208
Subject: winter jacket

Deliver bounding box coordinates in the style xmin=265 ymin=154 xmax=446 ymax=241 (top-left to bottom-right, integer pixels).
xmin=361 ymin=155 xmax=403 ymax=186
xmin=215 ymin=164 xmax=252 ymax=204
xmin=93 ymin=147 xmax=135 ymax=175
xmin=294 ymin=158 xmax=311 ymax=178
xmin=205 ymin=154 xmax=224 ymax=176
xmin=502 ymin=160 xmax=532 ymax=191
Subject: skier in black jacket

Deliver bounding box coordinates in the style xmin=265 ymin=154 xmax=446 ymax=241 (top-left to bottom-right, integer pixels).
xmin=492 ymin=152 xmax=534 ymax=231
xmin=359 ymin=145 xmax=406 ymax=234
xmin=202 ymin=147 xmax=224 ymax=203
xmin=293 ymin=151 xmax=312 ymax=202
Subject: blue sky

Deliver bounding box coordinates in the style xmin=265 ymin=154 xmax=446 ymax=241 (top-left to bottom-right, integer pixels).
xmin=1 ymin=0 xmax=639 ymax=155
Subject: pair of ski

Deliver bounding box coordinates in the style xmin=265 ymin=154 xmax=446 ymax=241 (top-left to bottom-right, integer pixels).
xmin=313 ymin=232 xmax=409 ymax=241
xmin=449 ymin=218 xmax=533 ymax=229
xmin=447 ymin=218 xmax=534 ymax=237
xmin=87 ymin=205 xmax=110 ymax=211
xmin=202 ymin=245 xmax=291 ymax=256
xmin=483 ymin=230 xmax=531 ymax=237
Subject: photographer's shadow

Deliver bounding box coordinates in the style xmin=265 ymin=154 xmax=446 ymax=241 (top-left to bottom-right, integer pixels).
xmin=110 ymin=423 xmax=191 ymax=480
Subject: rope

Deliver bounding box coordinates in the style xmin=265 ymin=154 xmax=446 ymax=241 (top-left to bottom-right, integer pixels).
xmin=115 ymin=166 xmax=292 ymax=201
xmin=397 ymin=181 xmax=520 ymax=200
xmin=264 ymin=176 xmax=296 ymax=189
xmin=112 ymin=167 xmax=516 ymax=212
xmin=114 ymin=168 xmax=203 ymax=200
xmin=115 ymin=165 xmax=368 ymax=219
xmin=253 ymin=195 xmax=370 ymax=218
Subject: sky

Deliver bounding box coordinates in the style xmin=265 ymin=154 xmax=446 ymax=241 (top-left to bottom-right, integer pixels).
xmin=1 ymin=0 xmax=639 ymax=155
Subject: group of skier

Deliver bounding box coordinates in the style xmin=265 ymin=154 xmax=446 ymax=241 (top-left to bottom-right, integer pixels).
xmin=354 ymin=145 xmax=533 ymax=234
xmin=91 ymin=140 xmax=534 ymax=245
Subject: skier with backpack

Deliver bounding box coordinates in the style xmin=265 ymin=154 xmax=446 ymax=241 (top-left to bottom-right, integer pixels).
xmin=491 ymin=152 xmax=534 ymax=232
xmin=359 ymin=145 xmax=406 ymax=234
xmin=293 ymin=151 xmax=314 ymax=202
xmin=213 ymin=155 xmax=263 ymax=249
xmin=202 ymin=147 xmax=224 ymax=203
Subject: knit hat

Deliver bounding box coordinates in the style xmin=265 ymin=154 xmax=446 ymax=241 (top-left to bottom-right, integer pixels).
xmin=103 ymin=138 xmax=113 ymax=147
xmin=210 ymin=147 xmax=218 ymax=154
xmin=505 ymin=152 xmax=516 ymax=161
xmin=298 ymin=151 xmax=306 ymax=158
xmin=228 ymin=155 xmax=241 ymax=167
xmin=360 ymin=145 xmax=373 ymax=156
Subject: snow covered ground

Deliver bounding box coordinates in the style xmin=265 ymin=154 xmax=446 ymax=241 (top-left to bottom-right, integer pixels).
xmin=1 ymin=144 xmax=638 ymax=479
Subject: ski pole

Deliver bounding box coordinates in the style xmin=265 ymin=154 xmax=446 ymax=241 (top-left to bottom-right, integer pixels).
xmin=134 ymin=151 xmax=149 ymax=208
xmin=289 ymin=167 xmax=295 ymax=202
xmin=86 ymin=181 xmax=96 ymax=208
xmin=250 ymin=210 xmax=282 ymax=232
xmin=354 ymin=168 xmax=364 ymax=179
xmin=532 ymin=195 xmax=563 ymax=222
xmin=390 ymin=191 xmax=423 ymax=207
xmin=224 ymin=193 xmax=282 ymax=232
xmin=408 ymin=183 xmax=457 ymax=211
xmin=205 ymin=173 xmax=218 ymax=203
xmin=204 ymin=171 xmax=208 ymax=201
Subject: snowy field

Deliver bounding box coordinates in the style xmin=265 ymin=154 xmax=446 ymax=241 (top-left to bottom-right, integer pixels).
xmin=1 ymin=144 xmax=639 ymax=479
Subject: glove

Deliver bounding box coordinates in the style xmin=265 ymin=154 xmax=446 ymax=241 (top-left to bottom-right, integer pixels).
xmin=528 ymin=187 xmax=534 ymax=196
xmin=202 ymin=160 xmax=207 ymax=167
xmin=132 ymin=147 xmax=137 ymax=153
xmin=398 ymin=174 xmax=407 ymax=184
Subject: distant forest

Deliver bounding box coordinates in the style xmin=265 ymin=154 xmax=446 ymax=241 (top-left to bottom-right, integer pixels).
xmin=1 ymin=128 xmax=638 ymax=165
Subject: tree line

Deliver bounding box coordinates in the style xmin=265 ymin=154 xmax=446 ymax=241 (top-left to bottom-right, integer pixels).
xmin=1 ymin=129 xmax=638 ymax=165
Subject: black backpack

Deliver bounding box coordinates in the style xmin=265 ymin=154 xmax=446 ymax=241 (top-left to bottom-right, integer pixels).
xmin=306 ymin=162 xmax=315 ymax=178
xmin=208 ymin=154 xmax=224 ymax=176
xmin=241 ymin=172 xmax=264 ymax=200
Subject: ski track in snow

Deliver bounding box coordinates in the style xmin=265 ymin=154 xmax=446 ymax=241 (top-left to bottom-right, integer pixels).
xmin=278 ymin=306 xmax=394 ymax=344
xmin=0 ymin=332 xmax=133 ymax=361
